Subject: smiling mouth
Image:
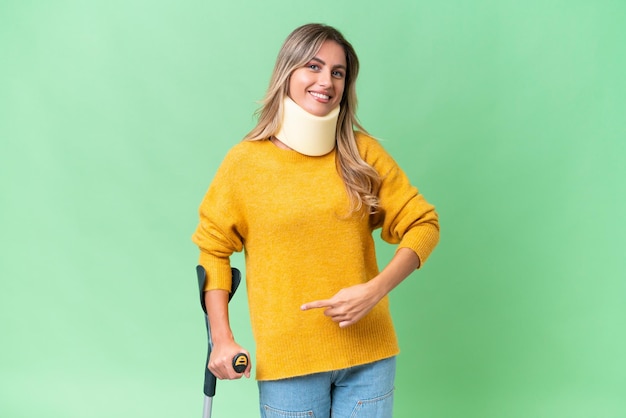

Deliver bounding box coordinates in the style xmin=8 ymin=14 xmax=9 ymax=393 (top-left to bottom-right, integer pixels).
xmin=309 ymin=91 xmax=331 ymax=101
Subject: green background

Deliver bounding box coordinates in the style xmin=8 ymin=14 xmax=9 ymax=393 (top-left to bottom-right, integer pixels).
xmin=1 ymin=1 xmax=625 ymax=417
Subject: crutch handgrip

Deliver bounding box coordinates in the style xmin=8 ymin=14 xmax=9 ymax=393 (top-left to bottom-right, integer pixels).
xmin=232 ymin=353 xmax=249 ymax=373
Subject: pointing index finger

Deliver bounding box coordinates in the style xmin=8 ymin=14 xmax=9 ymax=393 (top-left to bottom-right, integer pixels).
xmin=300 ymin=299 xmax=332 ymax=311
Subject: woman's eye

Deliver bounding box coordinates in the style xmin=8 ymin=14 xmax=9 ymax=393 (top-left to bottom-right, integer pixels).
xmin=308 ymin=64 xmax=320 ymax=70
xmin=332 ymin=71 xmax=345 ymax=78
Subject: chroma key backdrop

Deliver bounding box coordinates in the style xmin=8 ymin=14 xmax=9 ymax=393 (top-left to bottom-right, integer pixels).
xmin=1 ymin=1 xmax=625 ymax=417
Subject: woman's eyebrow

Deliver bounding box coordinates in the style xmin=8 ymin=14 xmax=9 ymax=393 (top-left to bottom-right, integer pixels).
xmin=310 ymin=56 xmax=347 ymax=70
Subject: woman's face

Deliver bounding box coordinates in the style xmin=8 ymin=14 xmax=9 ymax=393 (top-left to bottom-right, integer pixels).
xmin=288 ymin=40 xmax=347 ymax=117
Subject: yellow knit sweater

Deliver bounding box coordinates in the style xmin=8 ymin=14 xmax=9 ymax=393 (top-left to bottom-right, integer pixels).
xmin=192 ymin=132 xmax=439 ymax=381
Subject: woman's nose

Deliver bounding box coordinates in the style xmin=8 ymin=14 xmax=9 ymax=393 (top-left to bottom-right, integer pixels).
xmin=317 ymin=69 xmax=332 ymax=87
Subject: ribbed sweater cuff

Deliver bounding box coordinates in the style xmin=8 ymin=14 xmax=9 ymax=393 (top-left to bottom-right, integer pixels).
xmin=198 ymin=251 xmax=234 ymax=292
xmin=397 ymin=225 xmax=440 ymax=268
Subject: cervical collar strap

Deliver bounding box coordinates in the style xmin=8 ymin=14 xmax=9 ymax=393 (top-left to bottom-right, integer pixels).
xmin=275 ymin=97 xmax=340 ymax=156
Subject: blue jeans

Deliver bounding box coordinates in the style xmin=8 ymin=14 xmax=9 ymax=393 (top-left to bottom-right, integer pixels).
xmin=258 ymin=356 xmax=396 ymax=418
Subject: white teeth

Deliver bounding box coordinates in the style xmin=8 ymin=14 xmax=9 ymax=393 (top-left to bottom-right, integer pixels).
xmin=309 ymin=91 xmax=330 ymax=100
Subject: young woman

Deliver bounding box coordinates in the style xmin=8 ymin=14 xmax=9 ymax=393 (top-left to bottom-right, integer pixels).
xmin=192 ymin=23 xmax=439 ymax=418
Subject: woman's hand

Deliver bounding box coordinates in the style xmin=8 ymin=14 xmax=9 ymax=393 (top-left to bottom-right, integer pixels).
xmin=301 ymin=248 xmax=421 ymax=328
xmin=208 ymin=339 xmax=251 ymax=380
xmin=300 ymin=282 xmax=383 ymax=328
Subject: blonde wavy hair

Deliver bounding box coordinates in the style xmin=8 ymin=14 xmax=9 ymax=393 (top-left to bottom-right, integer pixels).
xmin=244 ymin=23 xmax=381 ymax=214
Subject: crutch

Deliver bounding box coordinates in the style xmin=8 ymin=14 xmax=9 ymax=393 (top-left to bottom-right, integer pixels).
xmin=196 ymin=265 xmax=249 ymax=418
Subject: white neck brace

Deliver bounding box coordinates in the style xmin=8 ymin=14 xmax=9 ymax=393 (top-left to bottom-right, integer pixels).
xmin=274 ymin=97 xmax=340 ymax=156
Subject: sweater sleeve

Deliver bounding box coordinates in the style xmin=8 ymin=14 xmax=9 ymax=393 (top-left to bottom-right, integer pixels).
xmin=191 ymin=147 xmax=246 ymax=291
xmin=360 ymin=133 xmax=440 ymax=267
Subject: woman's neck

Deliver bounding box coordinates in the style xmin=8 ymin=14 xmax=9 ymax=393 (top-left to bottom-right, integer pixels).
xmin=270 ymin=136 xmax=292 ymax=150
